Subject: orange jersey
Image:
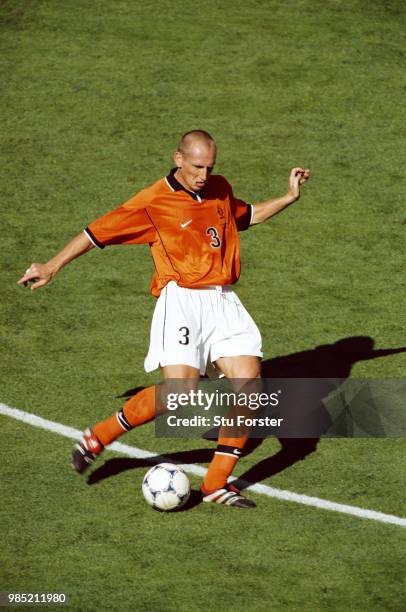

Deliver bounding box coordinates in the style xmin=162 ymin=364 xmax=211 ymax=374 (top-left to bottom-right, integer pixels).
xmin=85 ymin=170 xmax=252 ymax=297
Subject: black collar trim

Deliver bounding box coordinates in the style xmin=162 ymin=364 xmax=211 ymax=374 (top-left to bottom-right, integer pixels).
xmin=165 ymin=168 xmax=201 ymax=201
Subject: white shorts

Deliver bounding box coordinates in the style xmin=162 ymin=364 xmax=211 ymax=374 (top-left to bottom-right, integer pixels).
xmin=144 ymin=281 xmax=263 ymax=375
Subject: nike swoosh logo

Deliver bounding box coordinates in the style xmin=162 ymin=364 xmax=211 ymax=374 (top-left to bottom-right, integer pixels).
xmin=181 ymin=220 xmax=192 ymax=228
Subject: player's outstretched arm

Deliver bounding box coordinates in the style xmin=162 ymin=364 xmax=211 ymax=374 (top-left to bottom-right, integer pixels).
xmin=251 ymin=167 xmax=310 ymax=225
xmin=17 ymin=232 xmax=94 ymax=291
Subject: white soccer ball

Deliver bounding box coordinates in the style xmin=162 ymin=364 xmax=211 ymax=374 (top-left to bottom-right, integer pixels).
xmin=142 ymin=463 xmax=191 ymax=511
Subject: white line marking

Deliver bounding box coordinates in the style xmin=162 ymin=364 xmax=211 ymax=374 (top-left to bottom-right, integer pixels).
xmin=1 ymin=402 xmax=405 ymax=527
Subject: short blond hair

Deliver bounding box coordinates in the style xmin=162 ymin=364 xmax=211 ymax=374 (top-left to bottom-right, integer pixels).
xmin=178 ymin=130 xmax=216 ymax=155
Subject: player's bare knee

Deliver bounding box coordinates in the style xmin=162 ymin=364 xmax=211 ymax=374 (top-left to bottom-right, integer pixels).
xmin=216 ymin=356 xmax=261 ymax=380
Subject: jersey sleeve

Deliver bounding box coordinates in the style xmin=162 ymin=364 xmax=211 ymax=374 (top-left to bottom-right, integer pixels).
xmin=84 ymin=190 xmax=156 ymax=248
xmin=226 ymin=180 xmax=253 ymax=232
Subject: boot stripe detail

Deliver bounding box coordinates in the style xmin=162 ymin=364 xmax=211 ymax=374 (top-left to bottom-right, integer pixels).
xmin=202 ymin=489 xmax=242 ymax=505
xmin=202 ymin=488 xmax=227 ymax=502
xmin=216 ymin=491 xmax=236 ymax=504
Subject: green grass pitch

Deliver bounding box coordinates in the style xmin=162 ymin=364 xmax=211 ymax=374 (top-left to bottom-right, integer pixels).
xmin=1 ymin=0 xmax=406 ymax=610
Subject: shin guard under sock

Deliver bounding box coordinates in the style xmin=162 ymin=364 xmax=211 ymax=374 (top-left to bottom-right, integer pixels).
xmin=92 ymin=386 xmax=156 ymax=446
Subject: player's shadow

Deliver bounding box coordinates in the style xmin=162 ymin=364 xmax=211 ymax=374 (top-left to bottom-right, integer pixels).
xmin=233 ymin=335 xmax=405 ymax=490
xmin=88 ymin=336 xmax=405 ymax=500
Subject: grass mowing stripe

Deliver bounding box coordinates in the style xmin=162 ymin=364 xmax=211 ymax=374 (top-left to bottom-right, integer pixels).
xmin=1 ymin=402 xmax=405 ymax=528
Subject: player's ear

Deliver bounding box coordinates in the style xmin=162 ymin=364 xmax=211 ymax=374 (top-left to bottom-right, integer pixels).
xmin=174 ymin=149 xmax=183 ymax=168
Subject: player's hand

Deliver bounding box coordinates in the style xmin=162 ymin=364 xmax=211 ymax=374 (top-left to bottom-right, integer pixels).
xmin=17 ymin=263 xmax=54 ymax=291
xmin=288 ymin=167 xmax=310 ymax=201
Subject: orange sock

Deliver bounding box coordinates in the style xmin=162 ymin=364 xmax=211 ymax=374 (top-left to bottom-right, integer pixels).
xmin=93 ymin=386 xmax=156 ymax=446
xmin=122 ymin=386 xmax=156 ymax=426
xmin=92 ymin=413 xmax=125 ymax=447
xmin=202 ymin=435 xmax=248 ymax=493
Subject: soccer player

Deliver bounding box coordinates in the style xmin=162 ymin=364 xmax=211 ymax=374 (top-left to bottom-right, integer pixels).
xmin=18 ymin=130 xmax=310 ymax=508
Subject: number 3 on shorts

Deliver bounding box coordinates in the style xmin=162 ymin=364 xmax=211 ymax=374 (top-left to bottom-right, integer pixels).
xmin=179 ymin=326 xmax=190 ymax=345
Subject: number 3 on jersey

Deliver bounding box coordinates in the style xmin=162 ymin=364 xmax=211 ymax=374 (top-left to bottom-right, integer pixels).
xmin=206 ymin=227 xmax=221 ymax=248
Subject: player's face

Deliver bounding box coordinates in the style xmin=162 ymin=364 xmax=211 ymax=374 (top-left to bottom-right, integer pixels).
xmin=174 ymin=143 xmax=216 ymax=193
